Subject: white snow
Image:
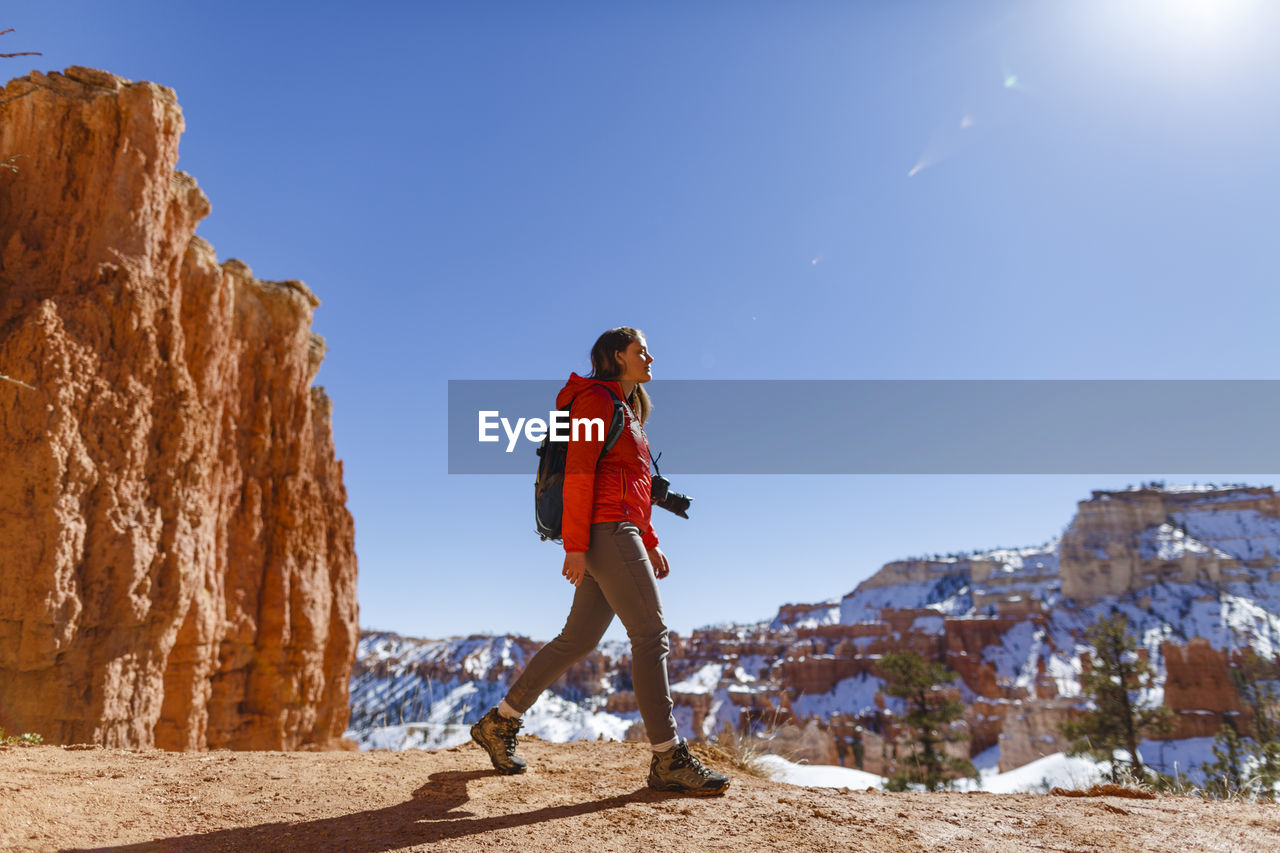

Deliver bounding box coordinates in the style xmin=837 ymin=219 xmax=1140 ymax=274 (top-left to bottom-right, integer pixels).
xmin=772 ymin=601 xmax=842 ymax=630
xmin=971 ymin=752 xmax=1108 ymax=793
xmin=700 ymin=688 xmax=743 ymax=739
xmin=840 ymin=576 xmax=971 ymax=624
xmin=757 ymin=755 xmax=883 ymax=789
xmin=760 ymin=737 xmax=1238 ymax=793
xmin=734 ymin=654 xmax=770 ymax=679
xmin=981 ymin=621 xmax=1040 ymax=685
xmin=1174 ymin=509 xmax=1280 ymax=565
xmin=356 ymin=723 xmax=474 ymax=751
xmin=1046 ymin=654 xmax=1083 ymax=698
xmin=1140 ymin=523 xmax=1222 ymax=561
xmin=520 ymin=692 xmax=638 ymax=742
xmin=346 ymin=691 xmax=638 ymax=750
xmin=791 ymin=674 xmax=886 ymax=720
xmin=758 ymin=751 xmax=1111 ymax=793
xmin=671 ymin=663 xmax=723 ymax=694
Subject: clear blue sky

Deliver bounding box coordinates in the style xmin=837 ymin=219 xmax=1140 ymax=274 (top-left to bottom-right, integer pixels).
xmin=10 ymin=0 xmax=1280 ymax=641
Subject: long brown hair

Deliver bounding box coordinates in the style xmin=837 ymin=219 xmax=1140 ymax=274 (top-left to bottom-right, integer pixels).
xmin=587 ymin=326 xmax=652 ymax=424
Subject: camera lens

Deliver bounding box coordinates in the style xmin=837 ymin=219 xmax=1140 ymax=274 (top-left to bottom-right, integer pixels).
xmin=651 ymin=474 xmax=670 ymax=502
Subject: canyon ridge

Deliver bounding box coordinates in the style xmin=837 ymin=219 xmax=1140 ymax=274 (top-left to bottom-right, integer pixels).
xmin=350 ymin=483 xmax=1280 ymax=779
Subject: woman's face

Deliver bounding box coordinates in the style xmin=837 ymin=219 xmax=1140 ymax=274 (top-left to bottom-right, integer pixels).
xmin=615 ymin=337 xmax=654 ymax=383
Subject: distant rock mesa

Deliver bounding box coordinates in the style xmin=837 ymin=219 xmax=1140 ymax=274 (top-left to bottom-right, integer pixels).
xmin=0 ymin=67 xmax=359 ymax=749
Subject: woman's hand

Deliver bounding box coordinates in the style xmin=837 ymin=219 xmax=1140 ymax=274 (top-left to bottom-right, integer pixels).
xmin=562 ymin=551 xmax=588 ymax=587
xmin=648 ymin=546 xmax=670 ymax=580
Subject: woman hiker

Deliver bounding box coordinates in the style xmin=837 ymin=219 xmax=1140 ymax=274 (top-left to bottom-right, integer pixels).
xmin=470 ymin=326 xmax=730 ymax=796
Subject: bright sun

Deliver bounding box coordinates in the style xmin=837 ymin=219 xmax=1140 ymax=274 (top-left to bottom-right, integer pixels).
xmin=1160 ymin=0 xmax=1259 ymax=36
xmin=1090 ymin=0 xmax=1266 ymax=62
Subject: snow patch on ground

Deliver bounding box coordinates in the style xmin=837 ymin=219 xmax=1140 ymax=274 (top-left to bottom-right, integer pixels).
xmin=757 ymin=755 xmax=883 ymax=789
xmin=760 ymin=751 xmax=1108 ymax=793
xmin=764 ymin=738 xmax=1229 ymax=793
xmin=974 ymin=752 xmax=1108 ymax=794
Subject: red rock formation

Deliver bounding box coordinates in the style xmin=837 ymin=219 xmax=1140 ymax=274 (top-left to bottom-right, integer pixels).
xmin=0 ymin=68 xmax=358 ymax=749
xmin=1161 ymin=639 xmax=1245 ymax=739
xmin=683 ymin=601 xmax=1267 ymax=771
xmin=780 ymin=655 xmax=880 ymax=697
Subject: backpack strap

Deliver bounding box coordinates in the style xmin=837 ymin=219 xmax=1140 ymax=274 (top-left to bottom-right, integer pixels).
xmin=556 ymin=385 xmax=626 ymax=460
xmin=599 ymin=386 xmax=626 ymax=455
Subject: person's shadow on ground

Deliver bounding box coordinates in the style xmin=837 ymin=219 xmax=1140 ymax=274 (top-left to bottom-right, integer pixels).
xmin=62 ymin=769 xmax=668 ymax=853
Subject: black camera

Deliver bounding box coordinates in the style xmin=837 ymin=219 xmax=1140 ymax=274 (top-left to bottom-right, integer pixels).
xmin=650 ymin=454 xmax=692 ymax=519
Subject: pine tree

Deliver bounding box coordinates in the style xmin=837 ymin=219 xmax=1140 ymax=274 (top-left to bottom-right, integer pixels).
xmin=1229 ymin=649 xmax=1280 ymax=796
xmin=1059 ymin=613 xmax=1173 ymax=783
xmin=879 ymin=650 xmax=976 ymax=791
xmin=1203 ymin=715 xmax=1247 ymax=799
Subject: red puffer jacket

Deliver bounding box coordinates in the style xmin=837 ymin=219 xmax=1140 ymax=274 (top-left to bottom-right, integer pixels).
xmin=557 ymin=372 xmax=659 ymax=553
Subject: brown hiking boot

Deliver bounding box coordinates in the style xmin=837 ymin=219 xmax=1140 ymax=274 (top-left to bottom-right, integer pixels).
xmin=648 ymin=741 xmax=729 ymax=796
xmin=470 ymin=708 xmax=527 ymax=775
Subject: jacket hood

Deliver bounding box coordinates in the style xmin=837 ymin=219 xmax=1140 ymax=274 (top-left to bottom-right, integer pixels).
xmin=556 ymin=372 xmax=624 ymax=409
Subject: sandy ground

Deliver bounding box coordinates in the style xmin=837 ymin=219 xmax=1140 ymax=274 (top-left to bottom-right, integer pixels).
xmin=2 ymin=738 xmax=1278 ymax=852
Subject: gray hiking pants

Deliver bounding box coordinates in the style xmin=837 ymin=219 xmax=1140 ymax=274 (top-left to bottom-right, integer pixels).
xmin=504 ymin=521 xmax=678 ymax=746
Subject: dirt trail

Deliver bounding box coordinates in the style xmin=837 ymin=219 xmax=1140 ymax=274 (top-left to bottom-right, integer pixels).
xmin=2 ymin=738 xmax=1277 ymax=852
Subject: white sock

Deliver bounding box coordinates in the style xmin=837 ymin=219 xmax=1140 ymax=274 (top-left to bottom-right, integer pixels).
xmin=497 ymin=699 xmax=522 ymax=720
xmin=650 ymin=736 xmax=680 ymax=753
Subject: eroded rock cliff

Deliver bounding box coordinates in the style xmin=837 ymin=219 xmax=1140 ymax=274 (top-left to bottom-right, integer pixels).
xmin=0 ymin=67 xmax=358 ymax=749
xmin=1059 ymin=486 xmax=1273 ymax=600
